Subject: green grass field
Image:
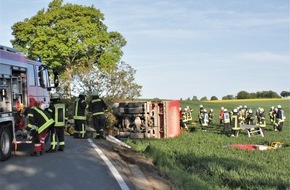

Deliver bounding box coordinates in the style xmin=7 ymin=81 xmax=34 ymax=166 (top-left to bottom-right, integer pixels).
xmin=126 ymin=99 xmax=290 ymax=190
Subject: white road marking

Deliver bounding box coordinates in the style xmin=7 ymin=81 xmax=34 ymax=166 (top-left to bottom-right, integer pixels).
xmin=87 ymin=138 xmax=130 ymax=190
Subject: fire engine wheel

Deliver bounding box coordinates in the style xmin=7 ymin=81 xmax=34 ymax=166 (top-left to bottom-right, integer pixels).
xmin=0 ymin=126 xmax=12 ymax=161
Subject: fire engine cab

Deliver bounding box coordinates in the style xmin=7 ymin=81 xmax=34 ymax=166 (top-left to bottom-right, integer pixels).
xmin=0 ymin=45 xmax=58 ymax=161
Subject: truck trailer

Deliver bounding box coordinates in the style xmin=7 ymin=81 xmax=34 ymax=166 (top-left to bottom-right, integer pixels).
xmin=113 ymin=100 xmax=180 ymax=139
xmin=0 ymin=45 xmax=58 ymax=161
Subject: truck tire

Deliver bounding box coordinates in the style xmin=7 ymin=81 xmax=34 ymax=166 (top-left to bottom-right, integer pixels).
xmin=0 ymin=126 xmax=12 ymax=161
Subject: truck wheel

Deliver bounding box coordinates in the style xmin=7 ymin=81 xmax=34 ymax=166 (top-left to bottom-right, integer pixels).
xmin=0 ymin=126 xmax=12 ymax=161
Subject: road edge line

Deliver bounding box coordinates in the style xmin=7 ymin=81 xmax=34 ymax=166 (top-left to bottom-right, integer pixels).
xmin=87 ymin=138 xmax=130 ymax=190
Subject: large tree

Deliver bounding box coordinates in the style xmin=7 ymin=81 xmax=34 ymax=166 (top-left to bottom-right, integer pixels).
xmin=11 ymin=0 xmax=137 ymax=99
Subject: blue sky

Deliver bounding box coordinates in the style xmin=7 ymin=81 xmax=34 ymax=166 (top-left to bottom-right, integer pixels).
xmin=1 ymin=0 xmax=289 ymax=100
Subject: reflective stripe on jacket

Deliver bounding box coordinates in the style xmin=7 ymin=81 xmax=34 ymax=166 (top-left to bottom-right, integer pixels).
xmin=28 ymin=107 xmax=54 ymax=134
xmin=54 ymin=103 xmax=66 ymax=127
xmin=73 ymin=98 xmax=86 ymax=120
xmin=88 ymin=98 xmax=107 ymax=116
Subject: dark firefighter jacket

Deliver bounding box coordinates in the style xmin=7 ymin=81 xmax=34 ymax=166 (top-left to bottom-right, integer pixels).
xmin=88 ymin=97 xmax=108 ymax=116
xmin=73 ymin=97 xmax=86 ymax=120
xmin=27 ymin=107 xmax=55 ymax=133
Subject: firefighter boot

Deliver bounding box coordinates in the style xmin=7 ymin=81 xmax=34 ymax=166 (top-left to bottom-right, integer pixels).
xmin=58 ymin=145 xmax=64 ymax=152
xmin=30 ymin=151 xmax=42 ymax=156
xmin=100 ymin=129 xmax=106 ymax=139
xmin=46 ymin=147 xmax=56 ymax=153
xmin=31 ymin=143 xmax=42 ymax=156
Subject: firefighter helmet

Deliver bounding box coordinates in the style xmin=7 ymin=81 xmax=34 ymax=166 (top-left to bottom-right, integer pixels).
xmin=92 ymin=91 xmax=99 ymax=97
xmin=79 ymin=91 xmax=85 ymax=97
xmin=51 ymin=93 xmax=60 ymax=100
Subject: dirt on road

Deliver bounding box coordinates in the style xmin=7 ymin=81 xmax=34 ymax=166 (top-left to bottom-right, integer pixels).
xmin=97 ymin=139 xmax=178 ymax=190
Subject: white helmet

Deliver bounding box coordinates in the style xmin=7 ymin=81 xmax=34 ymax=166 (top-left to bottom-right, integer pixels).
xmin=233 ymin=109 xmax=237 ymax=113
xmin=51 ymin=93 xmax=60 ymax=100
xmin=79 ymin=91 xmax=85 ymax=97
xmin=248 ymin=109 xmax=253 ymax=114
xmin=224 ymin=109 xmax=227 ymax=112
xmin=277 ymin=105 xmax=281 ymax=109
xmin=92 ymin=91 xmax=99 ymax=96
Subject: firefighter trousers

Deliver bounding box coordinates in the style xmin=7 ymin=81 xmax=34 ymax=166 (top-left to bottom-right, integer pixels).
xmin=74 ymin=119 xmax=86 ymax=138
xmin=49 ymin=127 xmax=65 ymax=150
xmin=92 ymin=115 xmax=106 ymax=135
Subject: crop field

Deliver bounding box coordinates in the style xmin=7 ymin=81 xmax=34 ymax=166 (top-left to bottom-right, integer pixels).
xmin=126 ymin=99 xmax=290 ymax=190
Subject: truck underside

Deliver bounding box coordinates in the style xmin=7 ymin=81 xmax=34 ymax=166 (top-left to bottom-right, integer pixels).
xmin=113 ymin=100 xmax=180 ymax=139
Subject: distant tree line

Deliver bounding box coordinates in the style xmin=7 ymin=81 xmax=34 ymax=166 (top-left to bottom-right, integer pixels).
xmin=184 ymin=90 xmax=290 ymax=101
xmin=236 ymin=90 xmax=281 ymax=99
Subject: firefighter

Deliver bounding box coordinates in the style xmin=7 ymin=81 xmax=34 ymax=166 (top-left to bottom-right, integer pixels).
xmin=201 ymin=109 xmax=209 ymax=131
xmin=46 ymin=93 xmax=66 ymax=152
xmin=73 ymin=92 xmax=87 ymax=139
xmin=208 ymin=109 xmax=214 ymax=126
xmin=198 ymin=105 xmax=204 ymax=125
xmin=257 ymin=108 xmax=266 ymax=134
xmin=246 ymin=109 xmax=255 ymax=125
xmin=218 ymin=107 xmax=224 ymax=126
xmin=275 ymin=105 xmax=285 ymax=132
xmin=223 ymin=109 xmax=231 ymax=133
xmin=230 ymin=109 xmax=239 ymax=137
xmin=268 ymin=106 xmax=275 ymax=124
xmin=26 ymin=102 xmax=54 ymax=156
xmin=87 ymin=91 xmax=108 ymax=139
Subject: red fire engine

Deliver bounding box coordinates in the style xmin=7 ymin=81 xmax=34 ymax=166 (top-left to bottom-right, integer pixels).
xmin=0 ymin=45 xmax=58 ymax=161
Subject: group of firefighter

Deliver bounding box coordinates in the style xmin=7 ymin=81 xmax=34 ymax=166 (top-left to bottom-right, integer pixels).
xmin=20 ymin=91 xmax=107 ymax=156
xmin=180 ymin=104 xmax=286 ymax=136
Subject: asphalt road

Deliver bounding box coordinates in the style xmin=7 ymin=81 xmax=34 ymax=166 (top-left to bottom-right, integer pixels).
xmin=0 ymin=136 xmax=136 ymax=190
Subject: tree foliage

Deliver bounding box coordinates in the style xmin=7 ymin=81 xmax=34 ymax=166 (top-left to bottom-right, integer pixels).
xmin=68 ymin=61 xmax=142 ymax=101
xmin=210 ymin=96 xmax=218 ymax=101
xmin=222 ymin=95 xmax=235 ymax=100
xmin=192 ymin=96 xmax=198 ymax=101
xmin=10 ymin=0 xmax=141 ymax=100
xmin=237 ymin=90 xmax=280 ymax=99
xmin=280 ymin=91 xmax=290 ymax=98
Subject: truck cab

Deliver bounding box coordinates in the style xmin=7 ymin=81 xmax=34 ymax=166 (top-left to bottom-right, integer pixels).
xmin=0 ymin=45 xmax=58 ymax=161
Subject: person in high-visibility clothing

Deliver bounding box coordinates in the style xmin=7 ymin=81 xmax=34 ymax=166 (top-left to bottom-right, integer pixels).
xmin=223 ymin=109 xmax=231 ymax=133
xmin=257 ymin=108 xmax=266 ymax=134
xmin=46 ymin=93 xmax=66 ymax=152
xmin=201 ymin=109 xmax=209 ymax=131
xmin=275 ymin=105 xmax=286 ymax=132
xmin=26 ymin=102 xmax=54 ymax=156
xmin=73 ymin=92 xmax=87 ymax=139
xmin=87 ymin=91 xmax=108 ymax=139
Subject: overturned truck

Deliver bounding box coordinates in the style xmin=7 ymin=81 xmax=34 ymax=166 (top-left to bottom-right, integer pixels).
xmin=113 ymin=100 xmax=180 ymax=139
